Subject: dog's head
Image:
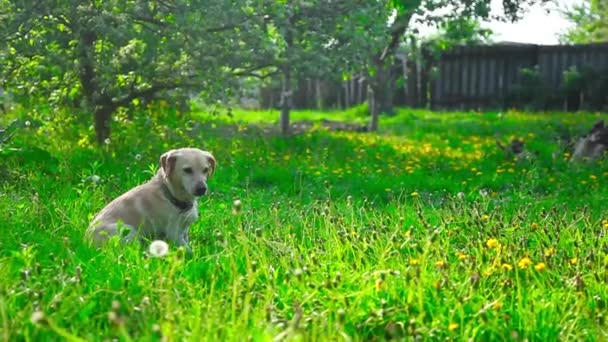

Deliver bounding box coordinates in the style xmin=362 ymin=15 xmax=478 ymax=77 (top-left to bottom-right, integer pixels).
xmin=160 ymin=148 xmax=216 ymax=198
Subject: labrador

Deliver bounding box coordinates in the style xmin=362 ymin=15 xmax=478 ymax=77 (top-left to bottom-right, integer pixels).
xmin=86 ymin=148 xmax=216 ymax=254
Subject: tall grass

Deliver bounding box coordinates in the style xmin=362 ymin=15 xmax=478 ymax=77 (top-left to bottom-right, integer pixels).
xmin=1 ymin=105 xmax=608 ymax=341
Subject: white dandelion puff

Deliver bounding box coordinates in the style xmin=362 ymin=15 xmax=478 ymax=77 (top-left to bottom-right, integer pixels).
xmin=148 ymin=240 xmax=169 ymax=258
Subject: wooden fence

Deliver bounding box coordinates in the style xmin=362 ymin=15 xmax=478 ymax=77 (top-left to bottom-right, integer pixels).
xmin=258 ymin=42 xmax=608 ymax=111
xmin=420 ymin=42 xmax=608 ymax=110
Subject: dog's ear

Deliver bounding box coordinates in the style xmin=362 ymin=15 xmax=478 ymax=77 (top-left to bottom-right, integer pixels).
xmin=206 ymin=152 xmax=216 ymax=178
xmin=160 ymin=150 xmax=177 ymax=177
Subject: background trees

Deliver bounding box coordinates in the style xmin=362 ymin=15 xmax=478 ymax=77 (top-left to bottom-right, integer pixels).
xmin=1 ymin=1 xmax=272 ymax=143
xmin=559 ymin=0 xmax=608 ymax=43
xmin=0 ymin=0 xmax=566 ymax=142
xmin=365 ymin=0 xmax=550 ymax=131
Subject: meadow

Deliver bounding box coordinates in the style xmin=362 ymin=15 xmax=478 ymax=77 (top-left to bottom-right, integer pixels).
xmin=1 ymin=105 xmax=608 ymax=341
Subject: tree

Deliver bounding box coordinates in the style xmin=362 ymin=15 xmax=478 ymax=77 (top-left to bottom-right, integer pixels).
xmin=559 ymin=0 xmax=608 ymax=43
xmin=366 ymin=0 xmax=550 ymax=131
xmin=1 ymin=1 xmax=272 ymax=144
xmin=258 ymin=0 xmax=389 ymax=135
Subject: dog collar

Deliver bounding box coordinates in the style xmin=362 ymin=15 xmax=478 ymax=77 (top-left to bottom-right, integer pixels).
xmin=161 ymin=183 xmax=194 ymax=212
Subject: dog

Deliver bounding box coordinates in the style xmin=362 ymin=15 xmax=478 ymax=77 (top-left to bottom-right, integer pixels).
xmin=86 ymin=148 xmax=216 ymax=254
xmin=571 ymin=120 xmax=608 ymax=160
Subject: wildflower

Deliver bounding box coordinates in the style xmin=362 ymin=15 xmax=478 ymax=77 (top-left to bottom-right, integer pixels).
xmin=436 ymin=260 xmax=446 ymax=268
xmin=375 ymin=278 xmax=384 ymax=292
xmin=501 ymin=263 xmax=513 ymax=271
xmin=409 ymin=258 xmax=420 ymax=266
xmin=544 ymin=247 xmax=555 ymax=257
xmin=448 ymin=323 xmax=459 ymax=331
xmin=135 ymin=154 xmax=142 ymax=161
xmin=569 ymin=258 xmax=578 ymax=265
xmin=30 ymin=311 xmax=46 ymax=325
xmin=518 ymin=257 xmax=532 ymax=269
xmin=457 ymin=252 xmax=467 ymax=261
xmin=602 ymin=220 xmax=608 ymax=229
xmin=493 ymin=301 xmax=503 ymax=310
xmin=411 ymin=192 xmax=419 ymax=197
xmin=148 ymin=240 xmax=169 ymax=258
xmin=530 ymin=222 xmax=539 ymax=230
xmin=481 ymin=214 xmax=490 ymax=221
xmin=486 ymin=238 xmax=499 ymax=249
xmin=534 ymin=263 xmax=546 ymax=271
xmin=232 ymin=199 xmax=242 ymax=214
xmin=104 ymin=138 xmax=111 ymax=145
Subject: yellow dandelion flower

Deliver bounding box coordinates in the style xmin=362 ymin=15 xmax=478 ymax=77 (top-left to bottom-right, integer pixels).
xmin=602 ymin=220 xmax=608 ymax=229
xmin=569 ymin=258 xmax=578 ymax=265
xmin=518 ymin=257 xmax=532 ymax=269
xmin=486 ymin=238 xmax=499 ymax=248
xmin=448 ymin=323 xmax=459 ymax=331
xmin=534 ymin=262 xmax=546 ymax=271
xmin=411 ymin=191 xmax=419 ymax=197
xmin=436 ymin=260 xmax=446 ymax=268
xmin=409 ymin=258 xmax=420 ymax=266
xmin=482 ymin=214 xmax=490 ymax=221
xmin=544 ymin=247 xmax=555 ymax=257
xmin=375 ymin=278 xmax=384 ymax=292
xmin=457 ymin=252 xmax=467 ymax=261
xmin=501 ymin=263 xmax=513 ymax=271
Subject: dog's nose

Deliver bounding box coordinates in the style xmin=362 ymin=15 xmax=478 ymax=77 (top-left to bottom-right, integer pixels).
xmin=194 ymin=185 xmax=207 ymax=196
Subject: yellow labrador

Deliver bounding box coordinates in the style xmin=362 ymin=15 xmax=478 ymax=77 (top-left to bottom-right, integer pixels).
xmin=86 ymin=148 xmax=216 ymax=254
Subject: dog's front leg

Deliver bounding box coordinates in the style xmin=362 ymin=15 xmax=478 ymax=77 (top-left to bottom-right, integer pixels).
xmin=166 ymin=228 xmax=193 ymax=256
xmin=179 ymin=229 xmax=193 ymax=256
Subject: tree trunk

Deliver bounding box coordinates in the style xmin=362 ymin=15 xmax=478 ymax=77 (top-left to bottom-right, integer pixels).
xmin=94 ymin=106 xmax=112 ymax=144
xmin=280 ymin=64 xmax=292 ymax=136
xmin=368 ymin=60 xmax=396 ymax=131
xmin=368 ymin=84 xmax=379 ymax=132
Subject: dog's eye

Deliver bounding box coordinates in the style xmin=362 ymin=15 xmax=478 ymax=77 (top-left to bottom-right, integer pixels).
xmin=183 ymin=167 xmax=193 ymax=174
xmin=203 ymin=167 xmax=209 ymax=174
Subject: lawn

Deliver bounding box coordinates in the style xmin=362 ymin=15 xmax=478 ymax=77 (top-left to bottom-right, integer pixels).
xmin=1 ymin=105 xmax=608 ymax=341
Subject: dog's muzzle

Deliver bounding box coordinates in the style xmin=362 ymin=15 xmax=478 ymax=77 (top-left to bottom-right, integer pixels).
xmin=194 ymin=185 xmax=207 ymax=196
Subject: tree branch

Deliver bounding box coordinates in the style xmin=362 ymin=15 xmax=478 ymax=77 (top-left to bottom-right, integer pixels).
xmin=379 ymin=6 xmax=419 ymax=62
xmin=111 ymin=79 xmax=202 ymax=108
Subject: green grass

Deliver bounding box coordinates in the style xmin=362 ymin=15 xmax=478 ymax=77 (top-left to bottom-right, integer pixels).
xmin=2 ymin=105 xmax=608 ymax=341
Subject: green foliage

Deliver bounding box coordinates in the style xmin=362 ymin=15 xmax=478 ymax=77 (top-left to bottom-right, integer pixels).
xmin=510 ymin=65 xmax=608 ymax=111
xmin=559 ymin=0 xmax=608 ymax=44
xmin=0 ymin=1 xmax=274 ymax=142
xmin=1 ymin=106 xmax=608 ymax=340
xmin=423 ymin=18 xmax=494 ymax=52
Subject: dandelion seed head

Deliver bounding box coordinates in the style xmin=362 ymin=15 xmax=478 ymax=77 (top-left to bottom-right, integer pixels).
xmin=148 ymin=240 xmax=169 ymax=258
